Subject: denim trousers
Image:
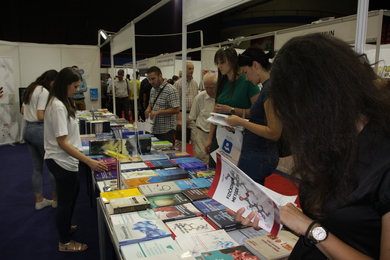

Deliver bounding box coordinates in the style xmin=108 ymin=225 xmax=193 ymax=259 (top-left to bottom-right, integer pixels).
xmin=237 ymin=149 xmax=279 ymax=185
xmin=46 ymin=159 xmax=80 ymax=244
xmin=23 ymin=122 xmax=56 ymax=194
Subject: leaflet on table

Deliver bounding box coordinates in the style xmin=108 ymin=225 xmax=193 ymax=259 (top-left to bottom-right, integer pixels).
xmin=208 ymin=153 xmax=297 ymax=236
xmin=206 ymin=112 xmax=245 ymax=131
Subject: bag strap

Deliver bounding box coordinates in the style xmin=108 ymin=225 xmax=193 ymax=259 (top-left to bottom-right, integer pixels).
xmin=152 ymin=82 xmax=168 ymax=109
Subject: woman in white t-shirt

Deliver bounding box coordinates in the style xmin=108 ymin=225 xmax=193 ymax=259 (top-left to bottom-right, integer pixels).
xmin=44 ymin=67 xmax=107 ymax=252
xmin=22 ymin=69 xmax=58 ymax=210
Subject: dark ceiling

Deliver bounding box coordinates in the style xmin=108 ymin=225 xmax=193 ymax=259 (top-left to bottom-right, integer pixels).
xmin=1 ymin=1 xmax=389 ymax=64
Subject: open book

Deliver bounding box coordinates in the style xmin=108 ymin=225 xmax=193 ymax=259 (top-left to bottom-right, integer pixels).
xmin=208 ymin=153 xmax=297 ymax=236
xmin=207 ymin=112 xmax=245 ymax=131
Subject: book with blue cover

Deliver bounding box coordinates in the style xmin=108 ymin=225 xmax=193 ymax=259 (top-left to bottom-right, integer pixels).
xmin=171 ymin=157 xmax=203 ymax=164
xmin=174 ymin=178 xmax=211 ymax=190
xmin=192 ymin=198 xmax=227 ymax=215
xmin=155 ymin=168 xmax=189 ymax=181
xmin=140 ymin=153 xmax=169 ymax=161
xmin=165 ymin=152 xmax=192 ymax=159
xmin=177 ymin=161 xmax=207 ymax=171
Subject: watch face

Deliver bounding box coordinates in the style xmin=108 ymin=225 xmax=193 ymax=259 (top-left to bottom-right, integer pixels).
xmin=312 ymin=227 xmax=327 ymax=241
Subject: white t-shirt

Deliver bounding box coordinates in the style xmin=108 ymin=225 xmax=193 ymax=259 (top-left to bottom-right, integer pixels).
xmin=23 ymin=86 xmax=49 ymax=122
xmin=44 ymin=98 xmax=82 ymax=172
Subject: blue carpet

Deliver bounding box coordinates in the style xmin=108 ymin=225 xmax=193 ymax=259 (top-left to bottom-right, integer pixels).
xmin=0 ymin=143 xmax=116 ymax=259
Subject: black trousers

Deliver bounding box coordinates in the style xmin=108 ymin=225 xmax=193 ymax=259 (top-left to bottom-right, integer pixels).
xmin=115 ymin=97 xmax=130 ymax=122
xmin=153 ymin=129 xmax=176 ymax=145
xmin=46 ymin=159 xmax=80 ymax=244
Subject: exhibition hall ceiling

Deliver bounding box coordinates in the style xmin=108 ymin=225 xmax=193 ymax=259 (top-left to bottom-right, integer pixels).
xmin=0 ymin=0 xmax=389 ymax=60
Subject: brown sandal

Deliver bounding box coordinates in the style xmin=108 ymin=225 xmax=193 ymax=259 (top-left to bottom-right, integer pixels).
xmin=59 ymin=240 xmax=88 ymax=252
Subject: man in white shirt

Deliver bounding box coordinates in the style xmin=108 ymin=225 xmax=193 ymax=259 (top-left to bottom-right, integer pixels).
xmin=174 ymin=62 xmax=199 ymax=151
xmin=189 ymin=72 xmax=217 ymax=165
xmin=107 ymin=69 xmax=131 ymax=122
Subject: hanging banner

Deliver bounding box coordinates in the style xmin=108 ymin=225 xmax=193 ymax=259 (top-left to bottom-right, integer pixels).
xmin=0 ymin=57 xmax=18 ymax=145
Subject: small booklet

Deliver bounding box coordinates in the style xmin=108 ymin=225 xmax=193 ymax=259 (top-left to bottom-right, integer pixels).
xmin=208 ymin=153 xmax=297 ymax=236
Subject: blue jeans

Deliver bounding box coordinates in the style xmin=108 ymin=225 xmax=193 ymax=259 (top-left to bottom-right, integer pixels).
xmin=238 ymin=149 xmax=279 ymax=185
xmin=46 ymin=159 xmax=80 ymax=244
xmin=23 ymin=121 xmax=56 ymax=194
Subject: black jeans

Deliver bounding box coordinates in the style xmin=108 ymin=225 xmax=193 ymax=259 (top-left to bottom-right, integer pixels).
xmin=46 ymin=159 xmax=80 ymax=244
xmin=115 ymin=97 xmax=130 ymax=122
xmin=153 ymin=129 xmax=176 ymax=144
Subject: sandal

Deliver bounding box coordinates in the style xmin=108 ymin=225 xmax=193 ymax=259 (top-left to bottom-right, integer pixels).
xmin=69 ymin=225 xmax=77 ymax=234
xmin=59 ymin=240 xmax=88 ymax=252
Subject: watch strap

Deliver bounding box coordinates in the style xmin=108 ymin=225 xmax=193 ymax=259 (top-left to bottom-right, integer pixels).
xmin=304 ymin=220 xmax=320 ymax=246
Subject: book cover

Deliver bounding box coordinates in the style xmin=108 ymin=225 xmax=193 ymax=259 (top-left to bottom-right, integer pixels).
xmin=208 ymin=153 xmax=297 ymax=236
xmin=121 ymin=162 xmax=150 ymax=172
xmin=140 ymin=153 xmax=169 ymax=161
xmin=110 ymin=209 xmax=159 ymax=225
xmin=118 ymin=157 xmax=143 ymax=163
xmin=182 ymin=187 xmax=210 ymax=202
xmin=175 ymin=230 xmax=239 ymax=257
xmin=107 ymin=194 xmax=151 ymax=214
xmin=188 ymin=168 xmax=216 ymax=179
xmin=148 ymin=193 xmax=190 ymax=208
xmin=155 ymin=168 xmax=189 ymax=181
xmin=165 ymin=216 xmax=216 ymax=238
xmin=171 ymin=157 xmax=203 ymax=164
xmin=151 ymin=140 xmax=173 ymax=148
xmin=122 ymin=170 xmax=158 ymax=179
xmin=100 ymin=188 xmax=142 ymax=203
xmin=201 ymin=245 xmax=261 ymax=260
xmin=94 ymin=170 xmax=117 ymax=181
xmin=192 ymin=199 xmax=227 ymax=215
xmin=227 ymin=227 xmax=269 ymax=245
xmin=244 ymin=230 xmax=299 ymax=260
xmin=174 ymin=178 xmax=211 ymax=191
xmin=206 ymin=210 xmax=242 ymax=230
xmin=120 ymin=237 xmax=182 ymax=260
xmin=89 ymin=139 xmax=122 ymax=155
xmin=153 ymin=202 xmax=202 ymax=222
xmin=122 ymin=176 xmax=164 ymax=190
xmin=177 ymin=162 xmax=207 ymax=171
xmin=165 ymin=152 xmax=192 ymax=159
xmin=113 ymin=219 xmax=172 ymax=246
xmin=138 ymin=182 xmax=182 ymax=197
xmin=144 ymin=159 xmax=177 ymax=169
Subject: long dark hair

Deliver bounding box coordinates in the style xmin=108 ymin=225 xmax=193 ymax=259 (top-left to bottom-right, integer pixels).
xmin=238 ymin=45 xmax=275 ymax=71
xmin=214 ymin=46 xmax=241 ymax=101
xmin=270 ymin=33 xmax=390 ymax=219
xmin=22 ymin=69 xmax=58 ymax=105
xmin=47 ymin=67 xmax=81 ymax=119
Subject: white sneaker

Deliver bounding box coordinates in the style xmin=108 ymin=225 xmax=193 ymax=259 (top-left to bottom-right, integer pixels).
xmin=52 ymin=201 xmax=58 ymax=208
xmin=35 ymin=198 xmax=53 ymax=210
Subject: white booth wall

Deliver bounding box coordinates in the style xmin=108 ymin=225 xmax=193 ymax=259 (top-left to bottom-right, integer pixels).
xmin=0 ymin=40 xmax=100 ymax=143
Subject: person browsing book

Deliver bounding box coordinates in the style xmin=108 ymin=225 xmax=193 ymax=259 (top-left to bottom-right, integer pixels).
xmin=22 ymin=69 xmax=58 ymax=210
xmin=44 ymin=67 xmax=108 ymax=252
xmin=224 ymin=46 xmax=282 ymax=185
xmin=227 ymin=33 xmax=390 ymax=260
xmin=204 ymin=46 xmax=260 ymax=168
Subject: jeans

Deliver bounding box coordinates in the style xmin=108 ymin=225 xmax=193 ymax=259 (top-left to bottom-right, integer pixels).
xmin=46 ymin=159 xmax=80 ymax=244
xmin=23 ymin=121 xmax=56 ymax=194
xmin=237 ymin=149 xmax=279 ymax=185
xmin=115 ymin=97 xmax=130 ymax=122
xmin=153 ymin=129 xmax=176 ymax=144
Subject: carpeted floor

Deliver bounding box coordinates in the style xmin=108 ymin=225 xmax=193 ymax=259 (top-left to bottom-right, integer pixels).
xmin=0 ymin=143 xmax=115 ymax=260
xmin=0 ymin=143 xmax=298 ymax=260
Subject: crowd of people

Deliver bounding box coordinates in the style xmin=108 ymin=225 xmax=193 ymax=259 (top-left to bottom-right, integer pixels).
xmin=21 ymin=33 xmax=390 ymax=257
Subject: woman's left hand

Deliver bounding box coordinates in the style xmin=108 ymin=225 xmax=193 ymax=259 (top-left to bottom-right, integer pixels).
xmin=215 ymin=103 xmax=232 ymax=114
xmin=226 ymin=207 xmax=263 ymax=230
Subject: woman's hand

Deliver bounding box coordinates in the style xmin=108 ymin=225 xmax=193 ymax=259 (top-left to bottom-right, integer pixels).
xmin=226 ymin=207 xmax=263 ymax=230
xmin=87 ymin=158 xmax=108 ymax=173
xmin=215 ymin=103 xmax=232 ymax=114
xmin=225 ymin=115 xmax=242 ymax=126
xmin=281 ymin=203 xmax=313 ymax=236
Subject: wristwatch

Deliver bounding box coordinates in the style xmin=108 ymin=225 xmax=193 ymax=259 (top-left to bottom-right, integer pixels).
xmin=305 ymin=221 xmax=328 ymax=245
xmin=230 ymin=107 xmax=235 ymax=115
